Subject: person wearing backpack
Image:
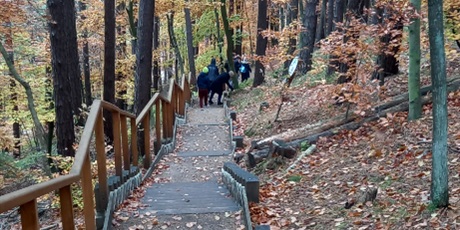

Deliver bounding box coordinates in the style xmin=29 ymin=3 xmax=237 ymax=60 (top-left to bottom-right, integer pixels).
xmin=207 ymin=58 xmax=219 ymax=83
xmin=196 ymin=67 xmax=211 ymax=108
xmin=240 ymin=59 xmax=251 ymax=82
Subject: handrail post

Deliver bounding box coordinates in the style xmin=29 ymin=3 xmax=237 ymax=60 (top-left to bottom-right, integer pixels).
xmin=162 ymin=100 xmax=168 ymax=139
xmin=130 ymin=118 xmax=139 ymax=166
xmin=172 ymin=85 xmax=177 ymax=115
xmin=169 ymin=96 xmax=175 ymax=137
xmin=95 ymin=112 xmax=108 ymax=228
xmin=177 ymin=87 xmax=182 ymax=115
xmin=142 ymin=112 xmax=151 ymax=169
xmin=179 ymin=89 xmax=184 ymax=116
xmin=20 ymin=199 xmax=39 ymax=229
xmin=82 ymin=154 xmax=96 ymax=229
xmin=112 ymin=111 xmax=123 ymax=182
xmin=185 ymin=80 xmax=190 ymax=103
xmin=120 ymin=115 xmax=130 ymax=171
xmin=155 ymin=101 xmax=162 ymax=153
xmin=177 ymin=85 xmax=181 ymax=114
xmin=165 ymin=102 xmax=171 ymax=138
xmin=59 ymin=185 xmax=75 ymax=229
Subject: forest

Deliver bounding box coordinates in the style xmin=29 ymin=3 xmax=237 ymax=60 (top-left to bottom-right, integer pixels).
xmin=0 ymin=0 xmax=460 ymax=229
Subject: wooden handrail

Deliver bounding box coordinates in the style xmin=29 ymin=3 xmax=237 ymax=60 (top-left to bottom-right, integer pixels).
xmin=136 ymin=93 xmax=159 ymax=125
xmin=0 ymin=174 xmax=79 ymax=212
xmin=0 ymin=73 xmax=191 ymax=229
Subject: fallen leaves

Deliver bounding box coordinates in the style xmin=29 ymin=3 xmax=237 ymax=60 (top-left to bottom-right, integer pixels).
xmin=185 ymin=222 xmax=196 ymax=227
xmin=231 ymin=74 xmax=460 ymax=229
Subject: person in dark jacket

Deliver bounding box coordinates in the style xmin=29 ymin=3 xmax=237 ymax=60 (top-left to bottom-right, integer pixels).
xmin=207 ymin=58 xmax=219 ymax=83
xmin=196 ymin=67 xmax=211 ymax=108
xmin=209 ymin=71 xmax=235 ymax=105
xmin=239 ymin=60 xmax=251 ymax=82
xmin=233 ymin=55 xmax=241 ymax=78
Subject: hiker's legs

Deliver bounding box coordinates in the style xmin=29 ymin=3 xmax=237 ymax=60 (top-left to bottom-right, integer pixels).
xmin=209 ymin=90 xmax=215 ymax=104
xmin=204 ymin=89 xmax=209 ymax=106
xmin=242 ymin=73 xmax=249 ymax=82
xmin=198 ymin=89 xmax=208 ymax=108
xmin=217 ymin=91 xmax=223 ymax=105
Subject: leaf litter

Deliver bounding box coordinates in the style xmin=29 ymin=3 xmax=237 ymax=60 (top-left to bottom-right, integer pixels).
xmin=230 ymin=74 xmax=460 ymax=229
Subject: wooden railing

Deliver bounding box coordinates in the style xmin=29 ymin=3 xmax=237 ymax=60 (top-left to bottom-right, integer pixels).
xmin=0 ymin=75 xmax=191 ymax=229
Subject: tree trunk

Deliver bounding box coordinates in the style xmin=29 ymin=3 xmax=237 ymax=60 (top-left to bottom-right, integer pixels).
xmin=337 ymin=0 xmax=367 ymax=81
xmin=5 ymin=20 xmax=20 ymax=156
xmin=127 ymin=0 xmax=138 ymax=54
xmin=83 ymin=36 xmax=92 ymax=107
xmin=229 ymin=0 xmax=236 ymax=55
xmin=134 ymin=0 xmax=154 ymax=156
xmin=153 ymin=16 xmax=161 ymax=90
xmin=69 ymin=7 xmax=83 ymax=122
xmin=234 ymin=0 xmax=243 ymax=55
xmin=253 ymin=0 xmax=269 ymax=87
xmin=166 ymin=12 xmax=185 ymax=76
xmin=184 ymin=2 xmax=196 ymax=85
xmin=103 ymin=0 xmax=116 ymax=144
xmin=115 ymin=2 xmax=128 ymax=110
xmin=45 ymin=65 xmax=58 ymax=173
xmin=326 ymin=0 xmax=334 ymax=36
xmin=214 ymin=6 xmax=224 ymax=62
xmin=244 ymin=2 xmax=255 ymax=55
xmin=316 ymin=0 xmax=327 ymax=43
xmin=327 ymin=0 xmax=347 ymax=76
xmin=335 ymin=0 xmax=346 ymax=28
xmin=47 ymin=0 xmax=78 ymax=157
xmin=299 ymin=0 xmax=318 ymax=74
xmin=80 ymin=1 xmax=92 ymax=107
xmin=283 ymin=0 xmax=299 ymax=75
xmin=408 ymin=0 xmax=421 ymax=120
xmin=428 ymin=0 xmax=448 ymax=208
xmin=269 ymin=3 xmax=280 ymax=46
xmin=280 ymin=6 xmax=285 ymax=30
xmin=371 ymin=7 xmax=402 ymax=86
xmin=221 ymin=0 xmax=239 ymax=88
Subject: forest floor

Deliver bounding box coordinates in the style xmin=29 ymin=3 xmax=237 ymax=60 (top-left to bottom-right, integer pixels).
xmin=229 ymin=72 xmax=460 ymax=229
xmin=2 ymin=67 xmax=460 ymax=230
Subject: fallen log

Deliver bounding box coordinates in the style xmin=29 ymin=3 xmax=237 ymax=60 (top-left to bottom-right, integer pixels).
xmin=284 ymin=144 xmax=317 ymax=174
xmin=245 ymin=79 xmax=460 ymax=171
xmin=256 ymin=78 xmax=460 ymax=147
xmin=375 ymin=77 xmax=460 ymax=112
xmin=246 ymin=139 xmax=297 ymax=168
xmin=256 ymin=121 xmax=325 ymax=146
xmin=288 ymin=96 xmax=431 ymax=147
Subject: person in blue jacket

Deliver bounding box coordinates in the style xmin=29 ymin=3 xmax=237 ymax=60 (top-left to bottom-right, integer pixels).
xmin=239 ymin=59 xmax=251 ymax=82
xmin=209 ymin=71 xmax=234 ymax=105
xmin=196 ymin=67 xmax=211 ymax=108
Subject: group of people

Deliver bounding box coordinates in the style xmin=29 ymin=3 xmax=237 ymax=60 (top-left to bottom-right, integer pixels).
xmin=197 ymin=58 xmax=235 ymax=108
xmin=196 ymin=55 xmax=252 ymax=108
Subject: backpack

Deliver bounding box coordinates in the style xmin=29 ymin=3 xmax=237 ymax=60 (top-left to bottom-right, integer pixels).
xmin=240 ymin=65 xmax=247 ymax=73
xmin=208 ymin=66 xmax=218 ymax=81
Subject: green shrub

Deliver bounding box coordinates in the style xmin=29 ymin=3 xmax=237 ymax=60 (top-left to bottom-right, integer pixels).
xmin=300 ymin=141 xmax=310 ymax=151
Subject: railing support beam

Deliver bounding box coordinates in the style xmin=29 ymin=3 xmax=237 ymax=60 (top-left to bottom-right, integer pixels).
xmin=20 ymin=199 xmax=39 ymax=229
xmin=143 ymin=112 xmax=151 ymax=169
xmin=59 ymin=185 xmax=75 ymax=229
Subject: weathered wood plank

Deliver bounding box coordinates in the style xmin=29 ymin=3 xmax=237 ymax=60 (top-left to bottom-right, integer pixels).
xmin=59 ymin=185 xmax=75 ymax=230
xmin=20 ymin=199 xmax=39 ymax=229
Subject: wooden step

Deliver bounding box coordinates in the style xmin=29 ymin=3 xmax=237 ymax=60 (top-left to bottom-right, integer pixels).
xmin=141 ymin=182 xmax=240 ymax=215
